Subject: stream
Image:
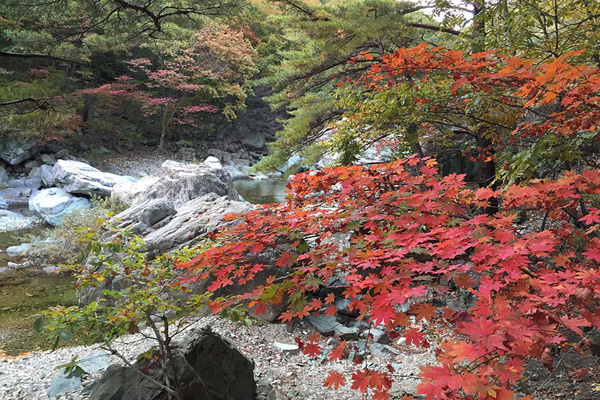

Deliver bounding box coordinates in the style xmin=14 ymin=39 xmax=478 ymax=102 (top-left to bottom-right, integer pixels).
xmin=0 ymin=179 xmax=287 ymax=356
xmin=0 ymin=219 xmax=76 ymax=356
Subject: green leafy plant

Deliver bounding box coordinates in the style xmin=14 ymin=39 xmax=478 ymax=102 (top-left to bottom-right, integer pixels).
xmin=35 ymin=223 xmax=236 ymax=399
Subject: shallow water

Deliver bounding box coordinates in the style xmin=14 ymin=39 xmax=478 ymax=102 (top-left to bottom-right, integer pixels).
xmin=234 ymin=179 xmax=288 ymax=204
xmin=0 ymin=220 xmax=76 ymax=355
xmin=0 ymin=180 xmax=288 ymax=355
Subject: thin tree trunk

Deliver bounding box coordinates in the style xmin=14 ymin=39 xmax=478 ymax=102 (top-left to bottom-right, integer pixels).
xmin=159 ymin=105 xmax=168 ymax=150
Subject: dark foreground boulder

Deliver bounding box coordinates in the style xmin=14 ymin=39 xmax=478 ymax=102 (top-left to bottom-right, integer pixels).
xmin=89 ymin=328 xmax=256 ymax=400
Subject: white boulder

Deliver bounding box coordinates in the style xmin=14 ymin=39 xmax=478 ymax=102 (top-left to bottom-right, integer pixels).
xmin=52 ymin=160 xmax=137 ymax=196
xmin=29 ymin=187 xmax=91 ymax=226
xmin=112 ymin=160 xmax=240 ymax=208
xmin=203 ymin=156 xmax=222 ymax=169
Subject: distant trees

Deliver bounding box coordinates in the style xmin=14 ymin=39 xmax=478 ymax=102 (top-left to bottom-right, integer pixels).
xmin=0 ymin=0 xmax=249 ymax=143
xmin=82 ymin=23 xmax=257 ymax=149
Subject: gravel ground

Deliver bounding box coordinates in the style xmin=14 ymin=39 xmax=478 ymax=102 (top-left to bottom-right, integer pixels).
xmin=0 ymin=217 xmax=37 ymax=234
xmin=0 ymin=315 xmax=436 ymax=400
xmin=89 ymin=148 xmax=173 ymax=178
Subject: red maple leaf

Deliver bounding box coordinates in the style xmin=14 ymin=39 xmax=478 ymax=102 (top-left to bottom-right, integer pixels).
xmin=404 ymin=328 xmax=426 ymax=347
xmin=329 ymin=340 xmax=347 ymax=361
xmin=303 ymin=342 xmax=321 ymax=357
xmin=323 ymin=371 xmax=345 ymax=389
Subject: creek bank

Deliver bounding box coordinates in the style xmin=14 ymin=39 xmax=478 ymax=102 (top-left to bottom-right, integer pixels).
xmin=0 ymin=315 xmax=435 ymax=400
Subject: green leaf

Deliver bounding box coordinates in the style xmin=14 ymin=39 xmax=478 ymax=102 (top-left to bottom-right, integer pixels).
xmin=34 ymin=315 xmax=45 ymax=332
xmin=60 ymin=331 xmax=73 ymax=343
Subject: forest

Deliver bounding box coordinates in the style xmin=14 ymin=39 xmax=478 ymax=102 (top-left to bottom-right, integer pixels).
xmin=0 ymin=1 xmax=599 ymax=400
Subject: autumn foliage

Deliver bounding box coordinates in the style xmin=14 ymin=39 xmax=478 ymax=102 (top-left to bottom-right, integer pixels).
xmin=179 ymin=154 xmax=600 ymax=399
xmin=354 ymin=44 xmax=600 ymax=138
xmin=333 ymin=44 xmax=600 ymax=185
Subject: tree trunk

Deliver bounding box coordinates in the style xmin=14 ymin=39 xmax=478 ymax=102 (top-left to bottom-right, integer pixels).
xmin=159 ymin=105 xmax=168 ymax=150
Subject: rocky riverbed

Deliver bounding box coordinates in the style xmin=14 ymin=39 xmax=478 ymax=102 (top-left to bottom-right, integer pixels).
xmin=0 ymin=314 xmax=436 ymax=400
xmin=0 ymin=144 xmax=437 ymax=400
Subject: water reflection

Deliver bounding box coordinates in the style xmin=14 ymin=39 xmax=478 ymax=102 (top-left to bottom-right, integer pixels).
xmin=234 ymin=179 xmax=288 ymax=205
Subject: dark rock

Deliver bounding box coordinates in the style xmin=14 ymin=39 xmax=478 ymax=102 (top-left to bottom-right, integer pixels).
xmin=40 ymin=153 xmax=56 ymax=165
xmin=370 ymin=343 xmax=401 ymax=358
xmin=306 ymin=314 xmax=339 ymax=337
xmin=40 ymin=164 xmax=54 ymax=187
xmin=0 ymin=136 xmax=38 ymax=165
xmin=334 ymin=325 xmax=360 ymax=341
xmin=0 ymin=167 xmax=8 ymax=185
xmin=365 ymin=328 xmax=391 ymax=344
xmin=89 ymin=329 xmax=256 ymax=400
xmin=334 ymin=297 xmax=359 ymax=318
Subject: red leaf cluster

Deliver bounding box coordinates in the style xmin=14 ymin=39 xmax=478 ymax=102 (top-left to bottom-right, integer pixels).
xmin=181 ymin=156 xmax=600 ymax=399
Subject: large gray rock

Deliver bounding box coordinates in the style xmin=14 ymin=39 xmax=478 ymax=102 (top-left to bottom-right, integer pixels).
xmin=78 ymin=194 xmax=252 ymax=305
xmin=0 ymin=167 xmax=8 ymax=185
xmin=112 ymin=198 xmax=177 ymax=236
xmin=52 ymin=160 xmax=137 ymax=196
xmin=29 ymin=187 xmax=91 ymax=226
xmin=144 ymin=193 xmax=252 ymax=258
xmin=40 ymin=164 xmax=54 ymax=187
xmin=112 ymin=160 xmax=240 ymax=208
xmin=89 ymin=329 xmax=255 ymax=400
xmin=0 ymin=136 xmax=38 ymax=165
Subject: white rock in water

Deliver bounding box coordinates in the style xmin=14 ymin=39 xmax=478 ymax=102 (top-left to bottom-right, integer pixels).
xmin=112 ymin=160 xmax=239 ymax=208
xmin=6 ymin=243 xmax=32 ymax=257
xmin=52 ymin=159 xmax=137 ymax=196
xmin=29 ymin=187 xmax=91 ymax=226
xmin=204 ymin=156 xmax=222 ymax=169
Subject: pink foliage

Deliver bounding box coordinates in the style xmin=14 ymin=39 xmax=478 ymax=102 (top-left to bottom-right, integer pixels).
xmin=181 ymin=104 xmax=218 ymax=115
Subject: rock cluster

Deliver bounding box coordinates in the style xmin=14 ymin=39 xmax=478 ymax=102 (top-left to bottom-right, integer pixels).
xmin=89 ymin=329 xmax=255 ymax=400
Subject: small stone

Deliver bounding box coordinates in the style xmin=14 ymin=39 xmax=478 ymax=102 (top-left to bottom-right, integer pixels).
xmin=334 ymin=325 xmax=360 ymax=341
xmin=273 ymin=342 xmax=299 ymax=355
xmin=306 ymin=314 xmax=339 ymax=336
xmin=370 ymin=343 xmax=401 ymax=358
xmin=6 ymin=243 xmax=32 ymax=257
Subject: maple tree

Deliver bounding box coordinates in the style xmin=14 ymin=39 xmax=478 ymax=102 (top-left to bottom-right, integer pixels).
xmin=81 ymin=23 xmax=256 ymax=148
xmin=333 ymin=44 xmax=600 ymax=186
xmin=180 ymin=155 xmax=600 ymax=399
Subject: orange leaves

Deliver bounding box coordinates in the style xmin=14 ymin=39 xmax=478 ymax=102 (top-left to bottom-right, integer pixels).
xmin=328 ymin=340 xmax=347 ymax=362
xmin=275 ymin=251 xmax=296 ymax=267
xmin=323 ymin=371 xmax=345 ymax=389
xmin=356 ymin=43 xmax=600 ymax=142
xmin=350 ymin=369 xmax=392 ymax=394
xmin=410 ymin=303 xmax=438 ymax=323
